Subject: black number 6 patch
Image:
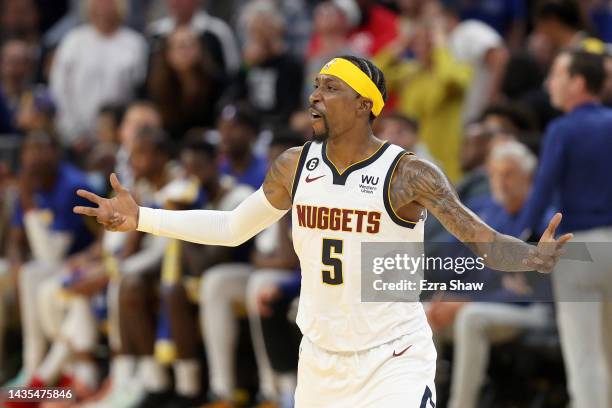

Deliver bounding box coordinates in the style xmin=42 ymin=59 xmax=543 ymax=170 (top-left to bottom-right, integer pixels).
xmin=306 ymin=158 xmax=319 ymax=171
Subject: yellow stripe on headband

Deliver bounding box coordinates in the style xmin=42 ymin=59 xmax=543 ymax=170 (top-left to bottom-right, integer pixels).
xmin=319 ymin=58 xmax=385 ymax=116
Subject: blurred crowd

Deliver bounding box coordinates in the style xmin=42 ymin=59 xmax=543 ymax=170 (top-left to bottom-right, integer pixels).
xmin=0 ymin=0 xmax=611 ymax=407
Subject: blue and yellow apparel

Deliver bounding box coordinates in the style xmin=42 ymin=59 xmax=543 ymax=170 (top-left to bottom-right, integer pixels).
xmin=11 ymin=162 xmax=97 ymax=254
xmin=154 ymin=177 xmax=206 ymax=364
xmin=219 ymin=154 xmax=267 ymax=190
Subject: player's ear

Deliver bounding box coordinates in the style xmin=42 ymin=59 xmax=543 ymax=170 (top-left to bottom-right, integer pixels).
xmin=357 ymin=97 xmax=373 ymax=119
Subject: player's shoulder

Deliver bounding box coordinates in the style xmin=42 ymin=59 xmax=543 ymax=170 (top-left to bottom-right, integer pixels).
xmin=396 ymin=152 xmax=434 ymax=171
xmin=283 ymin=144 xmax=305 ymax=157
xmin=393 ymin=153 xmax=447 ymax=185
xmin=275 ymin=144 xmax=307 ymax=169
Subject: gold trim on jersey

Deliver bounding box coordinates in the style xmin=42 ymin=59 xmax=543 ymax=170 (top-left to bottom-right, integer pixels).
xmin=387 ymin=152 xmax=419 ymax=225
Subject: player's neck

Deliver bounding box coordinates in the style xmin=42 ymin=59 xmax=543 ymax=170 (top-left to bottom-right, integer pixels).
xmin=325 ymin=131 xmax=382 ymax=172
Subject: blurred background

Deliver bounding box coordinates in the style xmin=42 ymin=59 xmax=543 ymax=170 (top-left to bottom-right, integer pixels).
xmin=0 ymin=0 xmax=611 ymax=407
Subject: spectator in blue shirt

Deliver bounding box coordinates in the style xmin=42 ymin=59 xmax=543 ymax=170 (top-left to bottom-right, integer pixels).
xmin=515 ymin=49 xmax=612 ymax=408
xmin=517 ymin=50 xmax=612 ymax=235
xmin=5 ymin=130 xmax=97 ymax=386
xmin=217 ymin=103 xmax=268 ymax=189
xmin=9 ymin=131 xmax=96 ymax=262
xmin=428 ymin=140 xmax=554 ymax=408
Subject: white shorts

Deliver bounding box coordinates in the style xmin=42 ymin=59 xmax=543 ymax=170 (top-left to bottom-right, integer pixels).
xmin=295 ymin=326 xmax=437 ymax=408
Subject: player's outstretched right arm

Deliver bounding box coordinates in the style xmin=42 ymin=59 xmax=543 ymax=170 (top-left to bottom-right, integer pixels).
xmin=73 ymin=148 xmax=301 ymax=247
xmin=390 ymin=155 xmax=572 ymax=273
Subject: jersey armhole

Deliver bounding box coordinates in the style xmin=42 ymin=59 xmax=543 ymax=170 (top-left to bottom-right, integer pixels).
xmin=382 ymin=150 xmax=422 ymax=229
xmin=290 ymin=141 xmax=312 ymax=202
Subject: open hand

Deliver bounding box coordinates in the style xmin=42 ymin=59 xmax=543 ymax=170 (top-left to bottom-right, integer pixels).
xmin=73 ymin=173 xmax=139 ymax=232
xmin=523 ymin=213 xmax=573 ymax=273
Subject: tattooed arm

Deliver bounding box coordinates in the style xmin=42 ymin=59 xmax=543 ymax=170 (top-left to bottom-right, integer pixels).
xmin=390 ymin=155 xmax=572 ymax=273
xmin=261 ymin=146 xmax=302 ymax=210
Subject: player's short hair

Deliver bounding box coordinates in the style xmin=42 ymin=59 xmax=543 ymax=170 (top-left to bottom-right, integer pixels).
xmin=564 ymin=49 xmax=606 ymax=95
xmin=534 ymin=0 xmax=582 ymax=30
xmin=337 ymin=55 xmax=388 ymax=122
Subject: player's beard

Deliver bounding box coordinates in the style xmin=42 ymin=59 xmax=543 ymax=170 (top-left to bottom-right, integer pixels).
xmin=312 ymin=114 xmax=330 ymax=143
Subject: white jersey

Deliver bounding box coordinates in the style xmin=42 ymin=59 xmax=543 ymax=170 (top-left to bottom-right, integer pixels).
xmin=292 ymin=140 xmax=428 ymax=352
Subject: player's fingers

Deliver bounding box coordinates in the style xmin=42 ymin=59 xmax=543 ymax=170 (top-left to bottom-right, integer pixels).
xmin=104 ymin=214 xmax=122 ymax=227
xmin=108 ymin=218 xmax=125 ymax=229
xmin=97 ymin=216 xmax=112 ymax=226
xmin=109 ymin=212 xmax=123 ymax=223
xmin=522 ymin=258 xmax=539 ymax=270
xmin=543 ymin=212 xmax=562 ymax=239
xmin=76 ymin=189 xmax=103 ymax=205
xmin=109 ymin=173 xmax=126 ymax=193
xmin=527 ymin=249 xmax=545 ymax=265
xmin=73 ymin=206 xmax=99 ymax=217
xmin=556 ymin=233 xmax=573 ymax=248
xmin=525 ymin=257 xmax=550 ymax=273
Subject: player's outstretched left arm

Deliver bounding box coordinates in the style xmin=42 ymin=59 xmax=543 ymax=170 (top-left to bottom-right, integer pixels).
xmin=73 ymin=148 xmax=301 ymax=247
xmin=390 ymin=155 xmax=572 ymax=273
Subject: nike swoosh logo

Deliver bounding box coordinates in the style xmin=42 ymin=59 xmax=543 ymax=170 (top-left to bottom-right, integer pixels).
xmin=305 ymin=174 xmax=325 ymax=183
xmin=392 ymin=344 xmax=412 ymax=357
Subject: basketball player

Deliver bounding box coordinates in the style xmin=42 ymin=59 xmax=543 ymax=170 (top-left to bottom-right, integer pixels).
xmin=74 ymin=56 xmax=571 ymax=407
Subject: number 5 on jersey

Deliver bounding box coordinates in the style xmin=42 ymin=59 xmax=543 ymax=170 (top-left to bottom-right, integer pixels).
xmin=322 ymin=238 xmax=343 ymax=285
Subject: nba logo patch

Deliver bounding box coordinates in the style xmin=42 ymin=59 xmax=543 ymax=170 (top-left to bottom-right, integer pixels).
xmin=323 ymin=59 xmax=338 ymax=70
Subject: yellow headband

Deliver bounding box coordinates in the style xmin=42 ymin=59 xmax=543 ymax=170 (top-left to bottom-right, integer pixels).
xmin=319 ymin=58 xmax=385 ymax=116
